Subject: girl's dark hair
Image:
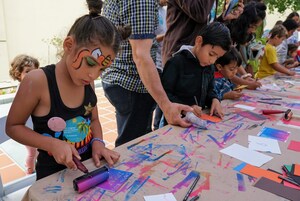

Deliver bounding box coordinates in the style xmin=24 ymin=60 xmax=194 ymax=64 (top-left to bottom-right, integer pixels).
xmin=215 ymin=47 xmax=242 ymax=67
xmin=282 ymin=19 xmax=299 ymax=32
xmin=286 ymin=12 xmax=299 ymax=21
xmin=288 ymin=43 xmax=298 ymax=54
xmin=199 ymin=22 xmax=232 ymax=52
xmin=230 ymin=1 xmax=267 ymax=45
xmin=269 ymin=25 xmax=287 ymax=39
xmin=67 ymin=0 xmax=131 ymax=54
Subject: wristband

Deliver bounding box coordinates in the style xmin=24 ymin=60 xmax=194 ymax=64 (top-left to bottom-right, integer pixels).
xmin=241 ymin=73 xmax=252 ymax=79
xmin=91 ymin=137 xmax=105 ymax=146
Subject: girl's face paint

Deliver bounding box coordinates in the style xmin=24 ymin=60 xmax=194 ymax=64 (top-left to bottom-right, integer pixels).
xmin=69 ymin=45 xmax=115 ymax=86
xmin=72 ymin=47 xmax=114 ymax=70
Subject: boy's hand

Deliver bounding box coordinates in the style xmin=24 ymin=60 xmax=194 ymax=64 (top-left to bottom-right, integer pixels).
xmin=288 ymin=71 xmax=296 ymax=76
xmin=163 ymin=102 xmax=193 ymax=127
xmin=92 ymin=140 xmax=120 ymax=167
xmin=246 ymin=80 xmax=262 ymax=90
xmin=191 ymin=105 xmax=202 ymax=118
xmin=210 ymin=98 xmax=224 ymax=118
xmin=224 ymin=91 xmax=243 ymax=100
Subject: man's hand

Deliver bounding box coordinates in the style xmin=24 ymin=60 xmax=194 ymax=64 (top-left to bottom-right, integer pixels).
xmin=163 ymin=102 xmax=193 ymax=127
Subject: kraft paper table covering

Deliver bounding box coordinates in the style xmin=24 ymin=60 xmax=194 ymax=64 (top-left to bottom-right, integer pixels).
xmin=23 ymin=75 xmax=300 ymax=201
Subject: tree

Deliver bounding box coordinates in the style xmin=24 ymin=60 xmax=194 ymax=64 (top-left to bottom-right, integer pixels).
xmin=219 ymin=0 xmax=300 ymax=14
xmin=263 ymin=0 xmax=300 ymax=13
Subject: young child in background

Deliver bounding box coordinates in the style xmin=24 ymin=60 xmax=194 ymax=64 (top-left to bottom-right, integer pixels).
xmin=255 ymin=25 xmax=295 ymax=79
xmin=6 ymin=0 xmax=130 ymax=180
xmin=161 ymin=22 xmax=232 ymax=125
xmin=9 ymin=54 xmax=39 ymax=174
xmin=284 ymin=44 xmax=300 ymax=68
xmin=214 ymin=47 xmax=243 ymax=100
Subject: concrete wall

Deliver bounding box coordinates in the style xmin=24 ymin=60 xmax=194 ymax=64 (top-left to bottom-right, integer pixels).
xmin=0 ymin=0 xmax=86 ymax=81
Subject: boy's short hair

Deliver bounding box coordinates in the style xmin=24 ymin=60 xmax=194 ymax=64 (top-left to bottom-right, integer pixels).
xmin=269 ymin=25 xmax=287 ymax=39
xmin=288 ymin=43 xmax=298 ymax=54
xmin=198 ymin=22 xmax=232 ymax=52
xmin=215 ymin=47 xmax=242 ymax=67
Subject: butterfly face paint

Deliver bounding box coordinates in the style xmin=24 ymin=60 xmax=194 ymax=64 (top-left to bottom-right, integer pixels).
xmin=72 ymin=48 xmax=113 ymax=69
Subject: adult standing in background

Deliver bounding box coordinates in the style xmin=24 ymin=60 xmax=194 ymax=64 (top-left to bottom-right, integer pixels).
xmin=162 ymin=0 xmax=244 ymax=65
xmin=101 ymin=1 xmax=192 ymax=147
xmin=162 ymin=0 xmax=216 ymax=65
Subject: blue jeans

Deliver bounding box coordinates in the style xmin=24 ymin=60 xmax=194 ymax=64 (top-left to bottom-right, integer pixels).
xmin=102 ymin=82 xmax=156 ymax=146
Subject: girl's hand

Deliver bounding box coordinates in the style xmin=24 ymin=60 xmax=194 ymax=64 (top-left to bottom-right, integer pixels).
xmin=92 ymin=140 xmax=120 ymax=167
xmin=191 ymin=105 xmax=202 ymax=118
xmin=223 ymin=2 xmax=244 ymax=21
xmin=210 ymin=98 xmax=224 ymax=118
xmin=49 ymin=139 xmax=79 ymax=170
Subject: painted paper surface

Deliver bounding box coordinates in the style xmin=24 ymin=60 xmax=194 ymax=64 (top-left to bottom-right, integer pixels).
xmin=98 ymin=168 xmax=133 ymax=192
xmin=257 ymin=127 xmax=290 ymax=142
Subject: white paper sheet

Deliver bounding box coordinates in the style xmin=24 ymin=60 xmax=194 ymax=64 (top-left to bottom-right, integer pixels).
xmin=144 ymin=193 xmax=177 ymax=201
xmin=257 ymin=83 xmax=281 ymax=91
xmin=220 ymin=143 xmax=273 ymax=167
xmin=248 ymin=135 xmax=281 ymax=154
xmin=234 ymin=104 xmax=256 ymax=111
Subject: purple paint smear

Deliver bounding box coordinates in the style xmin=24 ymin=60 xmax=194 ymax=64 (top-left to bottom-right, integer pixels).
xmin=236 ymin=173 xmax=246 ymax=191
xmin=238 ymin=111 xmax=268 ymax=121
xmin=98 ymin=168 xmax=133 ymax=192
xmin=171 ymin=170 xmax=200 ymax=193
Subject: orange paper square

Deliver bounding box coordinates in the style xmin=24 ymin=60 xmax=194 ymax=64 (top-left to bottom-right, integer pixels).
xmin=240 ymin=164 xmax=282 ymax=183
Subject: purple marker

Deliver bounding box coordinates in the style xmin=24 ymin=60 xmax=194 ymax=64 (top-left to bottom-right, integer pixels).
xmin=73 ymin=165 xmax=109 ymax=193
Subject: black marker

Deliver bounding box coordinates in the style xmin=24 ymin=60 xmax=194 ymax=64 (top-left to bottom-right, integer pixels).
xmin=278 ymin=175 xmax=300 ymax=186
xmin=183 ymin=173 xmax=200 ymax=201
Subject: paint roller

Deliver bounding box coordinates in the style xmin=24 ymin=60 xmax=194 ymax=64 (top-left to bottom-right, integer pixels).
xmin=72 ymin=155 xmax=109 ymax=193
xmin=261 ymin=109 xmax=293 ymax=120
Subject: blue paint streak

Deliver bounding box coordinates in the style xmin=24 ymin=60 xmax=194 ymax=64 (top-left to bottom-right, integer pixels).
xmin=124 ymin=176 xmax=150 ymax=201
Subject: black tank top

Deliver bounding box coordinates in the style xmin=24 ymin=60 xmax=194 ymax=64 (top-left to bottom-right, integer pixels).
xmin=32 ymin=64 xmax=97 ymax=179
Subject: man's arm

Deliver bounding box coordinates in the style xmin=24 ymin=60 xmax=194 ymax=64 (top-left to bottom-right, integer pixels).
xmin=129 ymin=38 xmax=192 ymax=127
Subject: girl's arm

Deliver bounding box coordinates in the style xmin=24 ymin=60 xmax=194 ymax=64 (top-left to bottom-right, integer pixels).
xmin=6 ymin=70 xmax=78 ymax=170
xmin=89 ymin=83 xmax=120 ymax=167
xmin=271 ymin=62 xmax=295 ymax=76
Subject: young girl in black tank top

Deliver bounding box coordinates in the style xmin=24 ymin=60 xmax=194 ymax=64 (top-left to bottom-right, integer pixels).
xmin=6 ymin=0 xmax=131 ymax=180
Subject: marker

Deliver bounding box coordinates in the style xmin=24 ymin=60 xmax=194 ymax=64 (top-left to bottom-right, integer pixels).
xmin=282 ymin=165 xmax=291 ymax=176
xmin=194 ymin=96 xmax=199 ymax=106
xmin=183 ymin=173 xmax=200 ymax=201
xmin=190 ymin=195 xmax=200 ymax=201
xmin=257 ymin=101 xmax=281 ymax=106
xmin=260 ymin=98 xmax=282 ymax=100
xmin=278 ymin=175 xmax=300 ymax=186
xmin=73 ymin=155 xmax=88 ymax=174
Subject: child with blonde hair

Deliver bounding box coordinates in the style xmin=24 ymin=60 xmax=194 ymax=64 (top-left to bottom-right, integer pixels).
xmin=255 ymin=25 xmax=295 ymax=79
xmin=9 ymin=54 xmax=39 ymax=174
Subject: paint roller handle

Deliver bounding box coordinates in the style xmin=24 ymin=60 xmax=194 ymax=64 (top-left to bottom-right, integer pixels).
xmin=73 ymin=155 xmax=89 ymax=174
xmin=261 ymin=110 xmax=284 ymax=115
